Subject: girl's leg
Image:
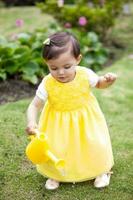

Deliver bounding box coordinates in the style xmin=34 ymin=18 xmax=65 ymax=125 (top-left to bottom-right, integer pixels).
xmin=94 ymin=171 xmax=113 ymax=188
xmin=45 ymin=179 xmax=60 ymax=190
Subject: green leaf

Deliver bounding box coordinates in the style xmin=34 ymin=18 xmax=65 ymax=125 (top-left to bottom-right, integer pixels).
xmin=87 ymin=32 xmax=98 ymax=43
xmin=17 ymin=33 xmax=31 ymax=45
xmin=13 ymin=47 xmax=31 ymax=64
xmin=95 ymin=54 xmax=107 ymax=65
xmin=6 ymin=42 xmax=19 ymax=49
xmin=0 ymin=69 xmax=7 ymax=80
xmin=32 ymin=41 xmax=42 ymax=50
xmin=5 ymin=60 xmax=19 ymax=74
xmin=81 ymin=55 xmax=95 ymax=67
xmin=92 ymin=43 xmax=102 ymax=52
xmin=0 ymin=47 xmax=15 ymax=58
xmin=22 ymin=74 xmax=38 ymax=84
xmin=20 ymin=61 xmax=40 ymax=75
xmin=14 ymin=46 xmax=31 ymax=55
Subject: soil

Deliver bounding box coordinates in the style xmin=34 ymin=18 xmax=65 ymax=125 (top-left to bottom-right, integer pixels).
xmin=0 ymin=79 xmax=38 ymax=105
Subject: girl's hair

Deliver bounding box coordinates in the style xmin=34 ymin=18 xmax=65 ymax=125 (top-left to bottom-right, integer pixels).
xmin=42 ymin=32 xmax=80 ymax=60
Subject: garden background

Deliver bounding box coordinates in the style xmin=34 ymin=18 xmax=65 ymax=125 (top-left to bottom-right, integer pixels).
xmin=0 ymin=0 xmax=133 ymax=199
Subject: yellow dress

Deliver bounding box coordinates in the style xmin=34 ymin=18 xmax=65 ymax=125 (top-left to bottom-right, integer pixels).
xmin=37 ymin=67 xmax=114 ymax=182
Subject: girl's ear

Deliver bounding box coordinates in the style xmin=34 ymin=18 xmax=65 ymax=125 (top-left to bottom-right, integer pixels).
xmin=77 ymin=54 xmax=82 ymax=64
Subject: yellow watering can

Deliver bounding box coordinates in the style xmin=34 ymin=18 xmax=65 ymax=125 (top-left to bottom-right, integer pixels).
xmin=26 ymin=130 xmax=65 ymax=174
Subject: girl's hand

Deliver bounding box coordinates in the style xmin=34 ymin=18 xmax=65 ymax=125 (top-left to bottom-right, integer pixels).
xmin=103 ymin=73 xmax=117 ymax=84
xmin=96 ymin=72 xmax=117 ymax=89
xmin=26 ymin=123 xmax=38 ymax=135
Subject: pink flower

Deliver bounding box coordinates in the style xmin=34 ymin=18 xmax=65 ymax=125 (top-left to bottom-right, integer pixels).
xmin=64 ymin=22 xmax=72 ymax=28
xmin=15 ymin=19 xmax=24 ymax=27
xmin=78 ymin=16 xmax=87 ymax=26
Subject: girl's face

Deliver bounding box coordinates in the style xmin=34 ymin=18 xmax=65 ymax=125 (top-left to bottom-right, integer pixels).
xmin=46 ymin=50 xmax=82 ymax=83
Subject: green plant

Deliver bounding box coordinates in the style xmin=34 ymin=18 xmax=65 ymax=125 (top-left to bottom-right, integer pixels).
xmin=0 ymin=32 xmax=47 ymax=84
xmin=38 ymin=0 xmax=127 ymax=37
xmin=0 ymin=23 xmax=62 ymax=84
xmin=67 ymin=29 xmax=108 ymax=71
xmin=0 ymin=23 xmax=108 ymax=84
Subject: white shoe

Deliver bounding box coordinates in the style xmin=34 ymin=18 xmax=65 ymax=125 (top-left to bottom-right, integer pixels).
xmin=45 ymin=179 xmax=60 ymax=190
xmin=94 ymin=172 xmax=113 ymax=188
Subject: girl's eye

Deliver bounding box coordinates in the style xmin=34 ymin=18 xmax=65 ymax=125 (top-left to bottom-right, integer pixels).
xmin=51 ymin=68 xmax=57 ymax=71
xmin=64 ymin=66 xmax=71 ymax=69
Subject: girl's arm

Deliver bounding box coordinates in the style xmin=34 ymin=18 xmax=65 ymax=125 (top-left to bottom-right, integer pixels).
xmin=96 ymin=72 xmax=117 ymax=89
xmin=26 ymin=95 xmax=44 ymax=135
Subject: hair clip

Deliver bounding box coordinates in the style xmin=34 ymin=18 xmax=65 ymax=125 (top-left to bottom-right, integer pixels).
xmin=43 ymin=38 xmax=50 ymax=45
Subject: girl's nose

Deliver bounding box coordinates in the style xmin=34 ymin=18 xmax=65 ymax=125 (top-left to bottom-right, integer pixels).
xmin=58 ymin=69 xmax=65 ymax=75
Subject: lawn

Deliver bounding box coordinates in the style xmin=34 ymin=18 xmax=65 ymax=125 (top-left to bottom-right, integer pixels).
xmin=0 ymin=57 xmax=133 ymax=200
xmin=0 ymin=4 xmax=133 ymax=200
xmin=0 ymin=6 xmax=55 ymax=38
xmin=107 ymin=3 xmax=133 ymax=60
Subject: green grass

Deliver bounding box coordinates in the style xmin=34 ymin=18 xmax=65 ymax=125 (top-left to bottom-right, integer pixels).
xmin=0 ymin=6 xmax=55 ymax=38
xmin=0 ymin=4 xmax=133 ymax=200
xmin=0 ymin=57 xmax=133 ymax=200
xmin=107 ymin=3 xmax=133 ymax=59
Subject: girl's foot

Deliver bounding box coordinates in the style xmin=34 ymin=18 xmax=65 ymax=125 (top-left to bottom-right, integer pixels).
xmin=94 ymin=172 xmax=113 ymax=188
xmin=45 ymin=179 xmax=60 ymax=190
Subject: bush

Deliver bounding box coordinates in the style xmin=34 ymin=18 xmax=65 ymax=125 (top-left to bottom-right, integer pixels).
xmin=38 ymin=0 xmax=128 ymax=37
xmin=0 ymin=24 xmax=61 ymax=84
xmin=0 ymin=24 xmax=108 ymax=84
xmin=0 ymin=30 xmax=48 ymax=84
xmin=68 ymin=28 xmax=108 ymax=71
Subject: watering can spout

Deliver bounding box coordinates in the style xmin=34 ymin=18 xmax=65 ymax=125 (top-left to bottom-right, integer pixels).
xmin=46 ymin=150 xmax=65 ymax=169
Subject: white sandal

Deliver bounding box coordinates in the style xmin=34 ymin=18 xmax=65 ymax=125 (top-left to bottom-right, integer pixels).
xmin=45 ymin=179 xmax=60 ymax=190
xmin=94 ymin=171 xmax=113 ymax=188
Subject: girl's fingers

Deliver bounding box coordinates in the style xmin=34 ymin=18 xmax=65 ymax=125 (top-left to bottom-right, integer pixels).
xmin=104 ymin=73 xmax=117 ymax=82
xmin=26 ymin=125 xmax=38 ymax=135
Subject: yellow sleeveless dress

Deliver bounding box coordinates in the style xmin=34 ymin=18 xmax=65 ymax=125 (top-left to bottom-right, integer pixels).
xmin=37 ymin=67 xmax=114 ymax=182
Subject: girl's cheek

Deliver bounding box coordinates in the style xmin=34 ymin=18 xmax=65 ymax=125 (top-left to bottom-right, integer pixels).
xmin=52 ymin=71 xmax=57 ymax=77
xmin=50 ymin=71 xmax=54 ymax=76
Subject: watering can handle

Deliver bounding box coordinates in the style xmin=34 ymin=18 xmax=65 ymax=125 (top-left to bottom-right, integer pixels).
xmin=28 ymin=129 xmax=40 ymax=140
xmin=28 ymin=129 xmax=47 ymax=140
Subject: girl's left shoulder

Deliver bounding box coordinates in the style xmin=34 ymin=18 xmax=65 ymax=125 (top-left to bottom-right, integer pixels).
xmin=77 ymin=66 xmax=99 ymax=87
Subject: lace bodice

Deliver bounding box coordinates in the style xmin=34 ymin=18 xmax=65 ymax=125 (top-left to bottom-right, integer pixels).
xmin=45 ymin=67 xmax=91 ymax=111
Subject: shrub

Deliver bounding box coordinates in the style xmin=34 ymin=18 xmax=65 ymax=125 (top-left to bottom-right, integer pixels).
xmin=38 ymin=0 xmax=128 ymax=37
xmin=70 ymin=29 xmax=108 ymax=71
xmin=0 ymin=24 xmax=108 ymax=84
xmin=0 ymin=30 xmax=48 ymax=84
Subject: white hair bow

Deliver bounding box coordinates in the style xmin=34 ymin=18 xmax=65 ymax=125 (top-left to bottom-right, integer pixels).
xmin=43 ymin=38 xmax=50 ymax=45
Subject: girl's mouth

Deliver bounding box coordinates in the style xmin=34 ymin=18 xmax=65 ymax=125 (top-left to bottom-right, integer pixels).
xmin=58 ymin=77 xmax=68 ymax=82
xmin=58 ymin=77 xmax=66 ymax=79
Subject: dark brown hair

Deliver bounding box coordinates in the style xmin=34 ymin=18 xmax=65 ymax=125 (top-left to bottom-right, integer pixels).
xmin=42 ymin=32 xmax=80 ymax=60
